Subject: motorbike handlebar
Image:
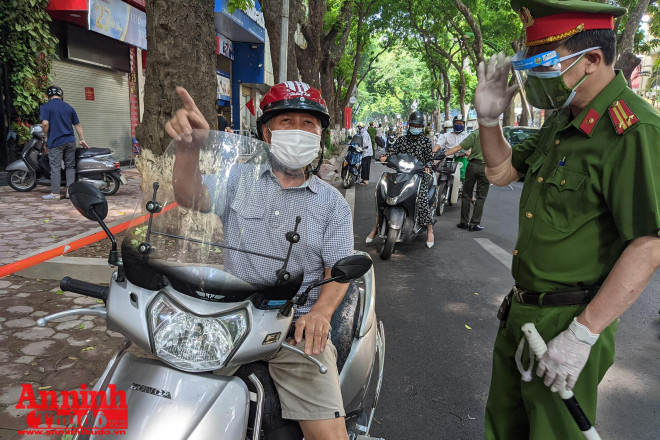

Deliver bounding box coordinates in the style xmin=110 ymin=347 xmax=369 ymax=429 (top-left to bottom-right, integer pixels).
xmin=60 ymin=276 xmax=108 ymax=301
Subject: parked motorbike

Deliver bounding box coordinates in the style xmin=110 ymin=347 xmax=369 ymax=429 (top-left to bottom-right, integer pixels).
xmin=6 ymin=124 xmax=126 ymax=195
xmin=35 ymin=131 xmax=385 ymax=440
xmin=341 ymin=134 xmax=364 ymax=189
xmin=432 ymin=156 xmax=462 ymax=216
xmin=374 ymin=151 xmax=443 ymax=260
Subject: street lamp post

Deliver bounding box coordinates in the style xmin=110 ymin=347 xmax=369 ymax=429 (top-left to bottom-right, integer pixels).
xmin=279 ymin=0 xmax=289 ymax=83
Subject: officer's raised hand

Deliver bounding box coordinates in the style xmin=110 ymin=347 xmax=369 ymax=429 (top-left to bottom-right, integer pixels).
xmin=536 ymin=318 xmax=600 ymax=392
xmin=475 ymin=52 xmax=519 ymax=127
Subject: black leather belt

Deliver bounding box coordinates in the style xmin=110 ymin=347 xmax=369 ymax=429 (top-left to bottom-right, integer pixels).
xmin=511 ymin=284 xmax=600 ymax=306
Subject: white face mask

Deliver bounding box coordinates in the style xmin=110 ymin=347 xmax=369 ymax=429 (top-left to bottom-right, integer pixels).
xmin=269 ymin=129 xmax=321 ymax=169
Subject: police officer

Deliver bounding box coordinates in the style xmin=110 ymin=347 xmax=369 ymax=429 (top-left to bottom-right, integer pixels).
xmin=446 ymin=128 xmax=489 ymax=231
xmin=475 ymin=0 xmax=660 ymax=438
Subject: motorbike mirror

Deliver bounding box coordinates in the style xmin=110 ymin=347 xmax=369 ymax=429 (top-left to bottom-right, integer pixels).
xmin=69 ymin=181 xmax=109 ymax=221
xmin=330 ymin=255 xmax=372 ymax=283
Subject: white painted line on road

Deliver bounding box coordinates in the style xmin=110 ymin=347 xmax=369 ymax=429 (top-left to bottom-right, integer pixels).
xmin=474 ymin=238 xmax=512 ymax=269
xmin=345 ymin=186 xmax=355 ymax=217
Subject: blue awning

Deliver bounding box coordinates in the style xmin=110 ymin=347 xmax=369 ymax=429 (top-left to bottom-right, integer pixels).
xmin=214 ymin=0 xmax=265 ymax=43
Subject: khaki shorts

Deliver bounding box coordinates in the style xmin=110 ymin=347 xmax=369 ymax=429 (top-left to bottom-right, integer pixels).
xmin=268 ymin=339 xmax=345 ymax=421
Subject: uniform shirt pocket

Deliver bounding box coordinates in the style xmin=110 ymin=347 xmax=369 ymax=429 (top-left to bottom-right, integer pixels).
xmin=543 ymin=167 xmax=588 ymax=232
xmin=520 ymin=150 xmax=546 ymax=207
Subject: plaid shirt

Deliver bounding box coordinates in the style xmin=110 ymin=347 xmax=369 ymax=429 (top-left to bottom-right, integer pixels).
xmin=205 ymin=164 xmax=353 ymax=318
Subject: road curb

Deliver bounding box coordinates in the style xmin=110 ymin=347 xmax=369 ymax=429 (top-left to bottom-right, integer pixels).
xmin=16 ymin=256 xmax=115 ymax=283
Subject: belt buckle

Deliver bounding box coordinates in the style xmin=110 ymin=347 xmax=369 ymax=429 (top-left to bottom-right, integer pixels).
xmin=512 ymin=285 xmax=525 ymax=303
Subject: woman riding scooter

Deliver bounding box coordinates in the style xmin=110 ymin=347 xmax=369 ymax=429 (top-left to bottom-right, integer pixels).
xmin=366 ymin=110 xmax=435 ymax=248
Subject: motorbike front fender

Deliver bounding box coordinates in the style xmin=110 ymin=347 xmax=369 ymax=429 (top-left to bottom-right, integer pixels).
xmin=383 ymin=206 xmax=406 ymax=230
xmin=6 ymin=159 xmax=29 ymax=172
xmin=82 ymin=351 xmax=250 ymax=440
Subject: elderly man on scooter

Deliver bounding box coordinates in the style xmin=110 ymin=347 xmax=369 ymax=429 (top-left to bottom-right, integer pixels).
xmin=166 ymin=82 xmax=355 ymax=440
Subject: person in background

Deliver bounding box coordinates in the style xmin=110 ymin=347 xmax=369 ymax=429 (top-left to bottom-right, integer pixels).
xmin=366 ymin=110 xmax=435 ymax=248
xmin=367 ymin=121 xmax=377 ymax=148
xmin=476 ymin=0 xmax=660 ymax=437
xmin=433 ymin=115 xmax=468 ymax=153
xmin=39 ymin=85 xmax=88 ymax=201
xmin=357 ymin=122 xmax=373 ymax=185
xmin=217 ymin=108 xmax=230 ymax=132
xmin=446 ymin=128 xmax=489 ymax=231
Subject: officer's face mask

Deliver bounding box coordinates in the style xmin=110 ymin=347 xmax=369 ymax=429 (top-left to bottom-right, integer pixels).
xmin=268 ymin=128 xmax=320 ymax=169
xmin=512 ymin=46 xmax=599 ymax=110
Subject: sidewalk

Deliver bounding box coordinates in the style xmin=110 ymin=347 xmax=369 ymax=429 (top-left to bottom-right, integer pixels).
xmin=0 ymin=168 xmax=142 ymax=270
xmin=0 ymin=171 xmax=143 ymax=438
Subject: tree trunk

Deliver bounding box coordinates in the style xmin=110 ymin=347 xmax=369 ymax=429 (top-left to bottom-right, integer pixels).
xmin=263 ymin=0 xmax=302 ymax=82
xmin=616 ymin=52 xmax=642 ymax=86
xmin=135 ymin=0 xmax=216 ymax=157
xmin=614 ymin=0 xmax=650 ymax=84
xmin=520 ymin=97 xmax=530 ymax=126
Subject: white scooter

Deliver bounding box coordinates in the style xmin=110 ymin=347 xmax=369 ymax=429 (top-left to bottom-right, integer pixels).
xmin=36 ymin=132 xmax=385 ymax=439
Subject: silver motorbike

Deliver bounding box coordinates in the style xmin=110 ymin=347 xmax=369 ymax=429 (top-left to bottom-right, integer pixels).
xmin=36 ymin=131 xmax=385 ymax=439
xmin=6 ymin=124 xmax=125 ymax=195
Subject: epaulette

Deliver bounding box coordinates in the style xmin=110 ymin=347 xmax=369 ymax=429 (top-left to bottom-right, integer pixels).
xmin=608 ymin=100 xmax=638 ymax=135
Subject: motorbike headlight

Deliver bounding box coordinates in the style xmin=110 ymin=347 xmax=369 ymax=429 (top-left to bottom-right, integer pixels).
xmin=149 ymin=294 xmax=249 ymax=372
xmin=399 ymin=160 xmax=414 ymax=172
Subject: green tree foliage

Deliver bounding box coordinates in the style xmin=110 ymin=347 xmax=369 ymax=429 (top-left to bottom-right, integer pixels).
xmin=357 ymin=45 xmax=436 ymax=121
xmin=0 ymin=0 xmax=58 ymax=122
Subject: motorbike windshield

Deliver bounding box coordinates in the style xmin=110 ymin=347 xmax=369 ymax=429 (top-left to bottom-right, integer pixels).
xmin=121 ymin=130 xmax=309 ymax=307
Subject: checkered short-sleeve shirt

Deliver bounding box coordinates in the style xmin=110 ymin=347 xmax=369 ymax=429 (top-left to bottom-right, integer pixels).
xmin=205 ymin=164 xmax=353 ymax=318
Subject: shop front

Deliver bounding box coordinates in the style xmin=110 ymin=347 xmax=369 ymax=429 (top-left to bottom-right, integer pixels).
xmin=214 ymin=0 xmax=273 ymax=133
xmin=46 ymin=0 xmax=146 ymax=162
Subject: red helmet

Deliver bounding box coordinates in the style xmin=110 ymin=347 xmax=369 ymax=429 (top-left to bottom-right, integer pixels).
xmin=259 ymin=81 xmax=330 ymax=128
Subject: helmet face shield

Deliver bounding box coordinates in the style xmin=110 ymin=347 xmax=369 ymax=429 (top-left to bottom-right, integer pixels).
xmin=512 ymin=46 xmax=598 ymax=110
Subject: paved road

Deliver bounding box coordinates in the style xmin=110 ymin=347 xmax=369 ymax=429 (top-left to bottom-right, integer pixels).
xmin=357 ymin=161 xmax=660 ymax=440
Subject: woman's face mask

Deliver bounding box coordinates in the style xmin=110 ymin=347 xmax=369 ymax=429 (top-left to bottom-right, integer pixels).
xmin=453 ymin=124 xmax=465 ymax=133
xmin=268 ymin=129 xmax=321 ymax=169
xmin=409 ymin=127 xmax=423 ymax=136
xmin=513 ymin=46 xmax=598 ymax=110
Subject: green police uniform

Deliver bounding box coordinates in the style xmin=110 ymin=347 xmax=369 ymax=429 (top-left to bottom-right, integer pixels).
xmin=458 ymin=130 xmax=490 ymax=226
xmin=485 ymin=70 xmax=660 ymax=439
xmin=484 ymin=0 xmax=660 ymax=437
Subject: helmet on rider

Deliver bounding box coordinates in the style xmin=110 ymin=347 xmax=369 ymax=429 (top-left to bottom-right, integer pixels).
xmin=47 ymin=86 xmax=63 ymax=99
xmin=257 ymin=81 xmax=329 ymax=171
xmin=443 ymin=120 xmax=453 ymax=130
xmin=452 ymin=115 xmax=465 ymax=133
xmin=408 ymin=110 xmax=425 ymax=136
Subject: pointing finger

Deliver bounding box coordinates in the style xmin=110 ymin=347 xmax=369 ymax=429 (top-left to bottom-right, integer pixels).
xmin=176 ymin=86 xmax=199 ymax=113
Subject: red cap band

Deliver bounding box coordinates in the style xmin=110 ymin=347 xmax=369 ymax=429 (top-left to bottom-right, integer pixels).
xmin=526 ymin=13 xmax=614 ymax=46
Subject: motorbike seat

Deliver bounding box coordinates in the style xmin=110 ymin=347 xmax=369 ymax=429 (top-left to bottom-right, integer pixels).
xmin=76 ymin=147 xmax=112 ymax=158
xmin=234 ymin=283 xmax=361 ymax=437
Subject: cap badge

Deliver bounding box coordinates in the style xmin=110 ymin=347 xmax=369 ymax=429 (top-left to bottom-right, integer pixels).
xmin=519 ymin=7 xmax=534 ymax=28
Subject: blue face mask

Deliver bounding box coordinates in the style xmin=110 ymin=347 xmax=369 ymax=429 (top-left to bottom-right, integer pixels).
xmin=409 ymin=127 xmax=423 ymax=135
xmin=453 ymin=124 xmax=464 ymax=133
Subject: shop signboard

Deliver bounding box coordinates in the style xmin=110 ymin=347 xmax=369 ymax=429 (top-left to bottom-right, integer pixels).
xmin=217 ymin=70 xmax=231 ymax=102
xmin=89 ymin=0 xmax=147 ymax=49
xmin=85 ymin=87 xmax=95 ymax=101
xmin=217 ymin=34 xmax=234 ymax=60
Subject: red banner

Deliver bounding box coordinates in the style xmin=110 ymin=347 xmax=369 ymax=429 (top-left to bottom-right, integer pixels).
xmin=344 ymin=107 xmax=352 ymax=130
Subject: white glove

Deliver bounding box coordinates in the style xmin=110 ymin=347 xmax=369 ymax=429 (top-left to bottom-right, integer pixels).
xmin=475 ymin=52 xmax=519 ymax=127
xmin=536 ymin=318 xmax=599 ymax=392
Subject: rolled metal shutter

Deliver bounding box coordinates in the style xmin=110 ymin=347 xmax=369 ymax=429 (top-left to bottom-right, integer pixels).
xmin=51 ymin=60 xmax=132 ymax=161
